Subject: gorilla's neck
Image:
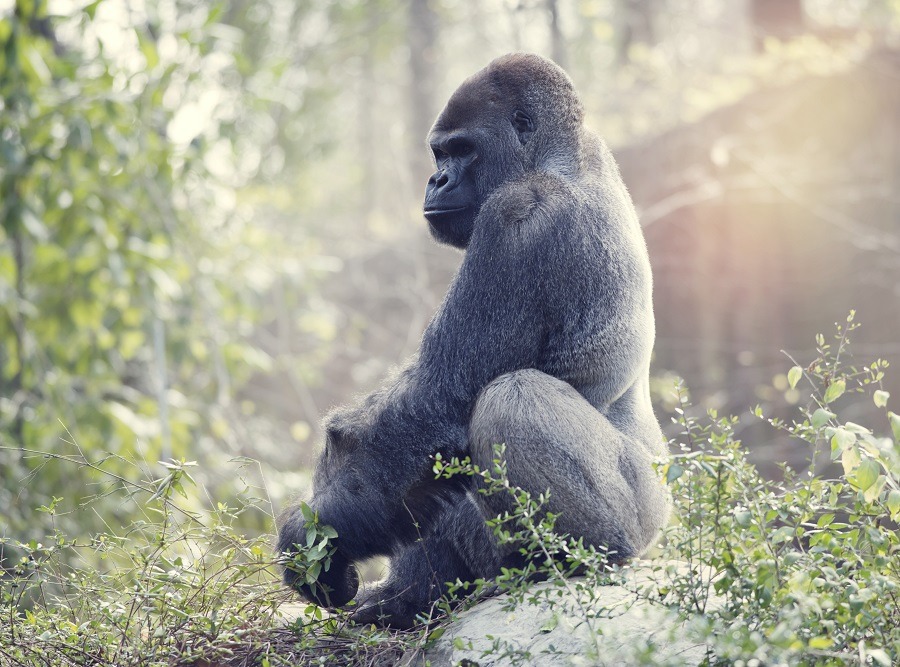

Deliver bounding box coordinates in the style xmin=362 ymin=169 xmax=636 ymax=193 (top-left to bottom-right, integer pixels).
xmin=527 ymin=130 xmax=583 ymax=179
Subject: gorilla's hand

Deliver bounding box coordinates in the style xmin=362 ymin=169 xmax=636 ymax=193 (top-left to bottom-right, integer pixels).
xmin=285 ymin=548 xmax=360 ymax=609
xmin=277 ymin=503 xmax=361 ymax=609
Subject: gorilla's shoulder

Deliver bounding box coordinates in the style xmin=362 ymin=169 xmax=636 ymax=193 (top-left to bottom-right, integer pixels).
xmin=481 ymin=171 xmax=572 ymax=228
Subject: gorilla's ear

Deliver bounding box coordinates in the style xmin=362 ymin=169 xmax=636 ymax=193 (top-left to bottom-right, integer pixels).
xmin=512 ymin=110 xmax=535 ymax=145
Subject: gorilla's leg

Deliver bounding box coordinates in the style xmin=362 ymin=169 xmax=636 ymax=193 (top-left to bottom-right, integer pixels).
xmin=352 ymin=369 xmax=668 ymax=628
xmin=469 ymin=369 xmax=669 ymax=563
xmin=351 ymin=493 xmax=500 ymax=629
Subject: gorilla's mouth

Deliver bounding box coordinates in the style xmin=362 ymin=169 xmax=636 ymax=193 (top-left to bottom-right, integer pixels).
xmin=424 ymin=206 xmax=468 ymax=219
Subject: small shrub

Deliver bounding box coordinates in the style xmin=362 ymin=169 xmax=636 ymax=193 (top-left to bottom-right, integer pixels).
xmin=651 ymin=312 xmax=898 ymax=665
xmin=0 ymin=454 xmax=416 ymax=666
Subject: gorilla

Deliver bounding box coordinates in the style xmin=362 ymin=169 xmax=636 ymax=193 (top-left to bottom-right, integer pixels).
xmin=278 ymin=53 xmax=671 ymax=628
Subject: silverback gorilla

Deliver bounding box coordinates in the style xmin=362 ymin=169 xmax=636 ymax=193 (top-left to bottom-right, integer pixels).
xmin=278 ymin=53 xmax=671 ymax=628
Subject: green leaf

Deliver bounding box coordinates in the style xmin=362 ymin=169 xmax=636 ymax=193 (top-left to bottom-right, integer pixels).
xmin=823 ymin=380 xmax=846 ymax=404
xmin=811 ymin=408 xmax=835 ymax=429
xmin=24 ymin=44 xmax=52 ymax=84
xmin=885 ymin=489 xmax=900 ymax=515
xmin=841 ymin=447 xmax=860 ymax=476
xmin=873 ymin=390 xmax=889 ymax=408
xmin=887 ymin=490 xmax=900 ymax=519
xmin=831 ymin=428 xmax=856 ymax=452
xmin=787 ymin=366 xmax=802 ymax=389
xmin=854 ymin=459 xmax=879 ymax=491
xmin=85 ymin=0 xmax=102 ymax=19
xmin=808 ymin=636 xmax=833 ymax=649
xmin=119 ymin=330 xmax=145 ymax=360
xmin=70 ymin=300 xmax=102 ymax=329
xmin=539 ymin=614 xmax=559 ymax=633
xmin=862 ymin=475 xmax=885 ymax=503
xmin=137 ymin=30 xmax=160 ymax=69
xmin=888 ymin=412 xmax=900 ymax=442
xmin=843 ymin=421 xmax=870 ymax=435
xmin=665 ymin=464 xmax=684 ymax=484
xmin=300 ymin=503 xmax=315 ymax=523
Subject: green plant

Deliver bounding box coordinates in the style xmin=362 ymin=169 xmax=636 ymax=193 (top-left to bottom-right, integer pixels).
xmin=279 ymin=503 xmax=339 ymax=606
xmin=433 ymin=447 xmax=617 ymax=662
xmin=649 ymin=312 xmax=898 ymax=665
xmin=0 ymin=448 xmax=419 ymax=666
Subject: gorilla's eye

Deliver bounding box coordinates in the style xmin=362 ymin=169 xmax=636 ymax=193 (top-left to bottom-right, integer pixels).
xmin=446 ymin=137 xmax=474 ymax=157
xmin=432 ymin=147 xmax=449 ymax=163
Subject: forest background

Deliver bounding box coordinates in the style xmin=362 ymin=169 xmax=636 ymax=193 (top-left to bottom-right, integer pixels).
xmin=1 ymin=0 xmax=899 ymax=574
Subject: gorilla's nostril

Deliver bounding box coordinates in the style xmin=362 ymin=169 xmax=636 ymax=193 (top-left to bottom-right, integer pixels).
xmin=436 ymin=173 xmax=449 ymax=188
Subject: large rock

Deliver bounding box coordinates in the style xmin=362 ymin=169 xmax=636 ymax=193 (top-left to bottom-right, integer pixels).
xmin=406 ymin=562 xmax=713 ymax=667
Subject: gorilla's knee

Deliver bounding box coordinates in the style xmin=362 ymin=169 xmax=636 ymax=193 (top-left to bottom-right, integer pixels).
xmin=471 ymin=370 xmax=542 ymax=464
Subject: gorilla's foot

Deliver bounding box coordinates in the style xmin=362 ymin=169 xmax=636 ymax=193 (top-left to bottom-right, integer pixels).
xmin=350 ymin=583 xmax=444 ymax=630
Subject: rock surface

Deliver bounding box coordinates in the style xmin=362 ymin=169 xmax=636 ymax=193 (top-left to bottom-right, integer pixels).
xmin=405 ymin=562 xmax=713 ymax=667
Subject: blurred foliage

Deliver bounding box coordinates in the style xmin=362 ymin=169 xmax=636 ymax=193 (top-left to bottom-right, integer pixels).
xmin=0 ymin=0 xmax=277 ymax=544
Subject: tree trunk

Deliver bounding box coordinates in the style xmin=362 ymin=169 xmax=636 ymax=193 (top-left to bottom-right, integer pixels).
xmin=615 ymin=0 xmax=656 ymax=64
xmin=547 ymin=0 xmax=567 ymax=69
xmin=749 ymin=0 xmax=805 ymax=51
xmin=359 ymin=2 xmax=380 ymax=221
xmin=408 ymin=0 xmax=439 ymax=195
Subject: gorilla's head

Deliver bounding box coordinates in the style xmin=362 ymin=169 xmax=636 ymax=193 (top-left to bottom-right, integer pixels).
xmin=423 ymin=53 xmax=585 ymax=248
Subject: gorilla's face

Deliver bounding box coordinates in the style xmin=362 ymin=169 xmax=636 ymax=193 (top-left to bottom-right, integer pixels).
xmin=423 ymin=132 xmax=480 ymax=248
xmin=424 ymin=74 xmax=534 ymax=249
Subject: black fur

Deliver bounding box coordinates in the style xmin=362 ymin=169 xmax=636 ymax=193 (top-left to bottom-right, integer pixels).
xmin=277 ymin=53 xmax=671 ymax=628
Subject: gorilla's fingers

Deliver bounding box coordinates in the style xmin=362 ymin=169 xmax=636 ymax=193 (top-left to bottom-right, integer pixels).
xmin=288 ymin=552 xmax=360 ymax=609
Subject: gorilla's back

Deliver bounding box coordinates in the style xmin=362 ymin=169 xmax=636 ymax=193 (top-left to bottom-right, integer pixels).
xmin=535 ymin=132 xmax=655 ymax=417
